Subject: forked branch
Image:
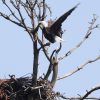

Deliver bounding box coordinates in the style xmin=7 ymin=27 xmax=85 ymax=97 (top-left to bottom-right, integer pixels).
xmin=80 ymin=85 xmax=100 ymax=100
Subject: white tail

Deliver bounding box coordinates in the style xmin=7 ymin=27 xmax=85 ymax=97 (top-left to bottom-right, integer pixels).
xmin=55 ymin=36 xmax=64 ymax=42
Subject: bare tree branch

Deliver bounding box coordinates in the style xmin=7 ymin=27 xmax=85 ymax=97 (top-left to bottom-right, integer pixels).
xmin=0 ymin=12 xmax=23 ymax=27
xmin=58 ymin=55 xmax=100 ymax=80
xmin=81 ymin=85 xmax=100 ymax=100
xmin=38 ymin=42 xmax=50 ymax=51
xmin=44 ymin=49 xmax=57 ymax=80
xmin=44 ymin=63 xmax=53 ymax=80
xmin=16 ymin=4 xmax=33 ymax=40
xmin=20 ymin=2 xmax=31 ymax=18
xmin=33 ymin=0 xmax=38 ymax=7
xmin=56 ymin=92 xmax=100 ymax=100
xmin=41 ymin=0 xmax=46 ymax=20
xmin=51 ymin=57 xmax=58 ymax=87
xmin=38 ymin=38 xmax=50 ymax=61
xmin=2 ymin=0 xmax=21 ymax=22
xmin=44 ymin=43 xmax=62 ymax=80
xmin=0 ymin=0 xmax=34 ymax=41
xmin=59 ymin=15 xmax=99 ymax=61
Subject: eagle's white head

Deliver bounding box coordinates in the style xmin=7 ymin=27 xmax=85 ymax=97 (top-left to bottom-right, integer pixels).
xmin=39 ymin=21 xmax=48 ymax=29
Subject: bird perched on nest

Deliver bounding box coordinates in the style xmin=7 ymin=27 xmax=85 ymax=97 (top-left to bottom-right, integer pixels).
xmin=39 ymin=3 xmax=79 ymax=43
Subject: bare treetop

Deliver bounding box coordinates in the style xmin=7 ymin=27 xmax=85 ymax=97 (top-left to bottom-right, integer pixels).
xmin=0 ymin=0 xmax=100 ymax=100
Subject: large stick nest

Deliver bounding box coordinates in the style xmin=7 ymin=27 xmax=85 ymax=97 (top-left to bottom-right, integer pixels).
xmin=0 ymin=75 xmax=56 ymax=100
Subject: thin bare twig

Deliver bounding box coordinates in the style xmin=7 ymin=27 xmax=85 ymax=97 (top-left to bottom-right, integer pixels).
xmin=59 ymin=15 xmax=99 ymax=61
xmin=80 ymin=85 xmax=100 ymax=100
xmin=20 ymin=1 xmax=31 ymax=18
xmin=30 ymin=85 xmax=45 ymax=91
xmin=56 ymin=92 xmax=100 ymax=100
xmin=58 ymin=55 xmax=100 ymax=80
xmin=17 ymin=5 xmax=33 ymax=41
xmin=41 ymin=0 xmax=46 ymax=20
xmin=0 ymin=12 xmax=23 ymax=27
xmin=2 ymin=0 xmax=21 ymax=22
xmin=0 ymin=0 xmax=34 ymax=41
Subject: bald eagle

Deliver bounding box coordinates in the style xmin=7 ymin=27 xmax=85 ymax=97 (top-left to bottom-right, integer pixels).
xmin=39 ymin=4 xmax=79 ymax=43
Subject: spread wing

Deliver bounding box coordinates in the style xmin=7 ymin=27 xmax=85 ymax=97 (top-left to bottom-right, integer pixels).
xmin=50 ymin=3 xmax=79 ymax=37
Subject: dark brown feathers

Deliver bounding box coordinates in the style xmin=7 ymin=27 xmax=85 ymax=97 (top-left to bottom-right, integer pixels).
xmin=50 ymin=3 xmax=80 ymax=37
